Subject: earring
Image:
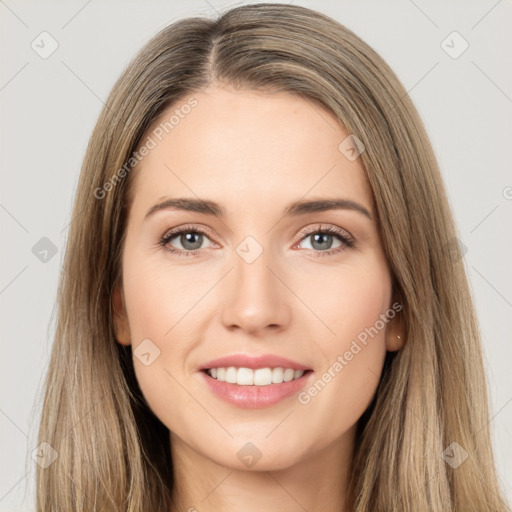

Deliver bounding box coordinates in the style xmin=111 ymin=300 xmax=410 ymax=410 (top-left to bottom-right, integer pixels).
xmin=397 ymin=335 xmax=401 ymax=340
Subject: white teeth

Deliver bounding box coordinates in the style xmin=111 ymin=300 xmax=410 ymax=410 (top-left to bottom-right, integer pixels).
xmin=206 ymin=367 xmax=306 ymax=386
xmin=225 ymin=366 xmax=237 ymax=383
xmin=237 ymin=367 xmax=254 ymax=385
xmin=272 ymin=367 xmax=284 ymax=384
xmin=283 ymin=368 xmax=295 ymax=382
xmin=254 ymin=368 xmax=272 ymax=385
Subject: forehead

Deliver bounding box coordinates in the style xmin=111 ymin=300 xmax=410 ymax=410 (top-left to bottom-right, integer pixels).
xmin=129 ymin=85 xmax=373 ymax=219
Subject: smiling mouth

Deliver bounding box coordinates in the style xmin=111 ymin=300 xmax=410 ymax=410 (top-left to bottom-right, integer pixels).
xmin=202 ymin=367 xmax=313 ymax=386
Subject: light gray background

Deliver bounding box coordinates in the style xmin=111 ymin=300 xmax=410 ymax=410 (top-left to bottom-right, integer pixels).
xmin=1 ymin=1 xmax=511 ymax=510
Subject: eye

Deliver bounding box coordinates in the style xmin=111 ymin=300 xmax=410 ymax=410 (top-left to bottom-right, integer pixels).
xmin=158 ymin=223 xmax=356 ymax=258
xmin=294 ymin=224 xmax=355 ymax=258
xmin=158 ymin=224 xmax=215 ymax=257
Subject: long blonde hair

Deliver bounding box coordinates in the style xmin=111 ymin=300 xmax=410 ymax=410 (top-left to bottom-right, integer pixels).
xmin=35 ymin=3 xmax=508 ymax=510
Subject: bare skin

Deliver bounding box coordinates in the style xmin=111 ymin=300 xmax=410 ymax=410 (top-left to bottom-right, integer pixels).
xmin=113 ymin=83 xmax=404 ymax=512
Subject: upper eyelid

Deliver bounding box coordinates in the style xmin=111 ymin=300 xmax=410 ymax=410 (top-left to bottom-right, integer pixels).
xmin=299 ymin=223 xmax=353 ymax=239
xmin=162 ymin=224 xmax=215 ymax=240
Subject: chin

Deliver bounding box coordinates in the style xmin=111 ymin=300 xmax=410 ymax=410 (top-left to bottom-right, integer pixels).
xmin=203 ymin=439 xmax=309 ymax=472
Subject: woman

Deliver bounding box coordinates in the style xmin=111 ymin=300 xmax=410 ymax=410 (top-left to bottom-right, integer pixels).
xmin=35 ymin=3 xmax=509 ymax=511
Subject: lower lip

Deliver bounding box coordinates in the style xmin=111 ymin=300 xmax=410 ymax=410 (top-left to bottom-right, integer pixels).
xmin=199 ymin=370 xmax=313 ymax=408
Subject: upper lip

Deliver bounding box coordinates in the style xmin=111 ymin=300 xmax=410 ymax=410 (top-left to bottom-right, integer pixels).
xmin=199 ymin=354 xmax=311 ymax=371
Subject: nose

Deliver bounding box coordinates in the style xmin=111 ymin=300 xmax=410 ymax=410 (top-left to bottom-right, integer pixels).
xmin=220 ymin=244 xmax=291 ymax=336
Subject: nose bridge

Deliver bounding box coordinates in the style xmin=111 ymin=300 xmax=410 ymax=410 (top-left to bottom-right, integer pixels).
xmin=220 ymin=235 xmax=290 ymax=333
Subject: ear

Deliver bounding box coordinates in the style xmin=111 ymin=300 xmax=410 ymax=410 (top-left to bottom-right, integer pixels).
xmin=384 ymin=295 xmax=406 ymax=352
xmin=112 ymin=284 xmax=131 ymax=346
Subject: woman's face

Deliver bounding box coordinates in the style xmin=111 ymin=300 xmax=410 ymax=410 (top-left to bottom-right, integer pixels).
xmin=113 ymin=84 xmax=403 ymax=471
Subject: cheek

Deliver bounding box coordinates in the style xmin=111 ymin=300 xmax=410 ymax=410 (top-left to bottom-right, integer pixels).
xmin=293 ymin=253 xmax=392 ymax=346
xmin=121 ymin=252 xmax=210 ymax=424
xmin=122 ymin=251 xmax=207 ymax=342
xmin=294 ymin=257 xmax=391 ymax=440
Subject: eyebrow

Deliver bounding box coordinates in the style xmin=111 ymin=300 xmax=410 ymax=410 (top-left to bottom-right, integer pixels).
xmin=144 ymin=197 xmax=373 ymax=221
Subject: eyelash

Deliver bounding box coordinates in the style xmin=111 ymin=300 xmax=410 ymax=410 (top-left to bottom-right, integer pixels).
xmin=158 ymin=223 xmax=356 ymax=258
